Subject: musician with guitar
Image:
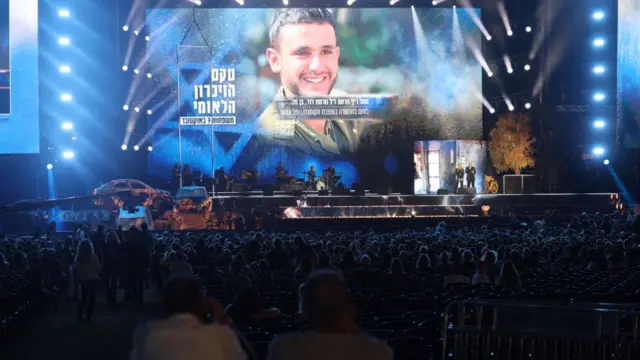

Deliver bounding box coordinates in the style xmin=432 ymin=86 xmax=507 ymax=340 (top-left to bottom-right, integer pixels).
xmin=276 ymin=162 xmax=291 ymax=184
xmin=214 ymin=167 xmax=229 ymax=193
xmin=305 ymin=165 xmax=317 ymax=188
xmin=242 ymin=168 xmax=259 ymax=191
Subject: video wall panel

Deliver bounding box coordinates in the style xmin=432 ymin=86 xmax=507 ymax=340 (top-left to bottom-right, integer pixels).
xmin=145 ymin=7 xmax=482 ymax=187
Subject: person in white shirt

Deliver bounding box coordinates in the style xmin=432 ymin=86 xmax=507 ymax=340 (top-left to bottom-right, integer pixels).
xmin=75 ymin=226 xmax=85 ymax=241
xmin=267 ymin=269 xmax=392 ymax=360
xmin=74 ymin=239 xmax=101 ymax=322
xmin=130 ymin=276 xmax=246 ymax=360
xmin=167 ymin=251 xmax=193 ymax=279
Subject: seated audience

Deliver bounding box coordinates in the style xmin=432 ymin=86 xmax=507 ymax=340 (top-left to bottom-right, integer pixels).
xmin=267 ymin=270 xmax=393 ymax=360
xmin=130 ymin=276 xmax=246 ymax=360
xmin=443 ymin=261 xmax=471 ymax=287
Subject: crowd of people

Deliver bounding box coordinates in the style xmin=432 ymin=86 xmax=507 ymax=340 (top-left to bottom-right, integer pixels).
xmin=1 ymin=210 xmax=639 ymax=359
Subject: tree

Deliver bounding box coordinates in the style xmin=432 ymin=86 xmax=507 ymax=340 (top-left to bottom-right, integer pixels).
xmin=489 ymin=113 xmax=535 ymax=175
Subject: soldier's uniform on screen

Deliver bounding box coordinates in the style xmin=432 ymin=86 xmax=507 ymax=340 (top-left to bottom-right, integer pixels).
xmin=256 ymin=88 xmax=364 ymax=157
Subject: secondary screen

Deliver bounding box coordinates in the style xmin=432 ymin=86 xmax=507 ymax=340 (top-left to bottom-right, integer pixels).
xmin=145 ymin=7 xmax=482 ymax=187
xmin=0 ymin=0 xmax=39 ymax=154
xmin=414 ymin=140 xmax=487 ymax=194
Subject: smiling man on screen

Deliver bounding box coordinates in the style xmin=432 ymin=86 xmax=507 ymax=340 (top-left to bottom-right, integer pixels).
xmin=257 ymin=8 xmax=363 ymax=157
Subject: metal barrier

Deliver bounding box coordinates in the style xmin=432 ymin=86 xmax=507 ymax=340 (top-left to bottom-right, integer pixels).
xmin=441 ymin=299 xmax=640 ymax=360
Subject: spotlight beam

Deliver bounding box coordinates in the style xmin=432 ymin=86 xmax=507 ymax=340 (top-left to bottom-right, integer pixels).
xmin=503 ymin=55 xmax=513 ymax=73
xmin=496 ymin=2 xmax=513 ymax=36
xmin=460 ymin=0 xmax=492 ymax=40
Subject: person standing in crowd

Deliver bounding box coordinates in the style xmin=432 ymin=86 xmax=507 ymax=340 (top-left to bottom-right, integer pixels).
xmin=102 ymin=230 xmax=122 ymax=306
xmin=124 ymin=226 xmax=150 ymax=303
xmin=129 ymin=276 xmax=246 ymax=360
xmin=90 ymin=225 xmax=106 ymax=262
xmin=74 ymin=239 xmax=101 ymax=322
xmin=267 ymin=270 xmax=393 ymax=360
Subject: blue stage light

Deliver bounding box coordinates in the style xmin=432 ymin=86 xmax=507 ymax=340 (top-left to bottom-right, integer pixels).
xmin=58 ymin=9 xmax=70 ymax=18
xmin=593 ymin=65 xmax=605 ymax=74
xmin=593 ymin=92 xmax=605 ymax=102
xmin=62 ymin=150 xmax=75 ymax=159
xmin=592 ymin=11 xmax=605 ymax=21
xmin=592 ymin=37 xmax=605 ymax=47
xmin=603 ymin=159 xmax=610 ymax=165
xmin=592 ymin=146 xmax=605 ymax=156
xmin=593 ymin=120 xmax=606 ymax=129
xmin=58 ymin=36 xmax=70 ymax=46
xmin=61 ymin=122 xmax=73 ymax=131
xmin=46 ymin=163 xmax=53 ymax=170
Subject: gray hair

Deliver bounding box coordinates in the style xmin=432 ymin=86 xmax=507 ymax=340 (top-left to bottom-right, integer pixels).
xmin=269 ymin=8 xmax=336 ymax=48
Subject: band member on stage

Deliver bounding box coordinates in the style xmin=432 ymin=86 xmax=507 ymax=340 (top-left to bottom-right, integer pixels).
xmin=276 ymin=162 xmax=288 ymax=183
xmin=307 ymin=165 xmax=316 ymax=185
xmin=243 ymin=168 xmax=258 ymax=190
xmin=171 ymin=163 xmax=181 ymax=192
xmin=192 ymin=168 xmax=203 ymax=186
xmin=182 ymin=164 xmax=192 ymax=186
xmin=214 ymin=167 xmax=228 ymax=192
xmin=324 ymin=164 xmax=337 ymax=188
xmin=325 ymin=164 xmax=336 ymax=176
xmin=455 ymin=163 xmax=464 ymax=191
xmin=465 ymin=162 xmax=476 ymax=188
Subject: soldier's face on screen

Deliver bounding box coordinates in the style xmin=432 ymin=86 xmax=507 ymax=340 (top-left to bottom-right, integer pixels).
xmin=267 ymin=22 xmax=340 ymax=97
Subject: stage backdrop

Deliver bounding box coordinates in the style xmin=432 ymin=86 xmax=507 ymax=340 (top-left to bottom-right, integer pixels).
xmin=145 ymin=7 xmax=482 ymax=188
xmin=618 ymin=0 xmax=640 ymax=148
xmin=414 ymin=140 xmax=487 ymax=194
xmin=0 ymin=0 xmax=39 ymax=154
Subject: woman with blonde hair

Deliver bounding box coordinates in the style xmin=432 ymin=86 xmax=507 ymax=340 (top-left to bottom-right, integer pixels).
xmin=75 ymin=240 xmax=101 ymax=322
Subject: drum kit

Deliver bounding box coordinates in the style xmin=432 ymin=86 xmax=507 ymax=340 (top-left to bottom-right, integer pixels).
xmin=303 ymin=170 xmax=342 ymax=190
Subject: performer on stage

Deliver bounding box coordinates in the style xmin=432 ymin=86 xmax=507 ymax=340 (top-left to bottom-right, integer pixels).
xmin=243 ymin=168 xmax=258 ymax=190
xmin=214 ymin=167 xmax=228 ymax=192
xmin=324 ymin=164 xmax=337 ymax=189
xmin=276 ymin=162 xmax=289 ymax=184
xmin=307 ymin=165 xmax=316 ymax=186
xmin=182 ymin=164 xmax=192 ymax=186
xmin=276 ymin=162 xmax=287 ymax=177
xmin=171 ymin=163 xmax=181 ymax=192
xmin=465 ymin=162 xmax=476 ymax=189
xmin=455 ymin=163 xmax=464 ymax=191
xmin=192 ymin=168 xmax=203 ymax=186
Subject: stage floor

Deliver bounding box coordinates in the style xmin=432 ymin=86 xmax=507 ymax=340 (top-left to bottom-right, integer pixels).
xmin=210 ymin=192 xmax=621 ymax=219
xmin=0 ymin=191 xmax=622 ymax=233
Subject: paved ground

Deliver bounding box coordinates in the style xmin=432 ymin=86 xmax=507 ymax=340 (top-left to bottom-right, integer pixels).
xmin=1 ymin=291 xmax=161 ymax=360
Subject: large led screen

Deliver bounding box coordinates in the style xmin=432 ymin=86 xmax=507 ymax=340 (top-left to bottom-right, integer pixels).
xmin=146 ymin=7 xmax=482 ymax=187
xmin=0 ymin=0 xmax=39 ymax=154
xmin=618 ymin=0 xmax=640 ymax=148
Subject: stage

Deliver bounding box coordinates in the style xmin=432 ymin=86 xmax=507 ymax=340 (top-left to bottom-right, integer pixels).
xmin=0 ymin=191 xmax=622 ymax=233
xmin=211 ymin=191 xmax=620 ymax=219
